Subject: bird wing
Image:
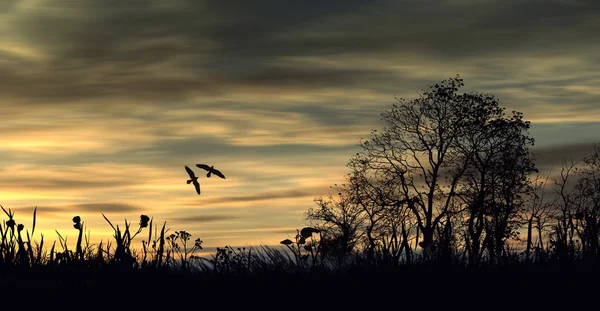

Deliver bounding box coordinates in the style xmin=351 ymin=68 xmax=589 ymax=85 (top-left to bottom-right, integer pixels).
xmin=196 ymin=164 xmax=211 ymax=171
xmin=185 ymin=166 xmax=196 ymax=178
xmin=213 ymin=169 xmax=226 ymax=179
xmin=193 ymin=179 xmax=201 ymax=194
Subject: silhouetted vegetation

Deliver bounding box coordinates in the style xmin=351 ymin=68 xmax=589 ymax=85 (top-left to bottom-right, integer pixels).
xmin=2 ymin=75 xmax=599 ymax=303
xmin=306 ymin=76 xmax=600 ymax=272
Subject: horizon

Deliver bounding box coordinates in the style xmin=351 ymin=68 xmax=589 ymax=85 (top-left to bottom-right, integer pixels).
xmin=2 ymin=0 xmax=600 ymax=255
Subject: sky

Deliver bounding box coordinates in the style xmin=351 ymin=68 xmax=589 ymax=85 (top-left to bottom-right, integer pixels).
xmin=1 ymin=0 xmax=599 ymax=256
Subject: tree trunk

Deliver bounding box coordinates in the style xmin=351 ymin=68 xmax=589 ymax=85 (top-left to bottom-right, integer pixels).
xmin=526 ymin=216 xmax=534 ymax=260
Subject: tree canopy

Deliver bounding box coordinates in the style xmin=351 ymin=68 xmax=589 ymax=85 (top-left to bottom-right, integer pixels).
xmin=307 ymin=75 xmax=540 ymax=265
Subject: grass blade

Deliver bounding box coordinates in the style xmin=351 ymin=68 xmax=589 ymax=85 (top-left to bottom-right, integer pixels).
xmin=31 ymin=206 xmax=37 ymax=237
xmin=102 ymin=213 xmax=116 ymax=232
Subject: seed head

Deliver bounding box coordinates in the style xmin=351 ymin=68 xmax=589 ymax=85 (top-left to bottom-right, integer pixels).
xmin=139 ymin=215 xmax=150 ymax=228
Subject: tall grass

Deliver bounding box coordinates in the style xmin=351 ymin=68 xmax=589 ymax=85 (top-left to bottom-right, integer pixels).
xmin=0 ymin=202 xmax=598 ymax=296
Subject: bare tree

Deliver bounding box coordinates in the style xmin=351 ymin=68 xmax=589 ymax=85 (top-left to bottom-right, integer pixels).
xmin=379 ymin=201 xmax=417 ymax=264
xmin=522 ymin=171 xmax=555 ymax=261
xmin=307 ymin=75 xmax=538 ymax=267
xmin=349 ymin=75 xmax=537 ymax=263
xmin=571 ymin=144 xmax=600 ymax=261
xmin=549 ymin=159 xmax=579 ymax=260
xmin=351 ymin=76 xmax=476 ymax=259
xmin=306 ymin=183 xmax=365 ymax=266
xmin=345 ymin=154 xmax=417 ymax=262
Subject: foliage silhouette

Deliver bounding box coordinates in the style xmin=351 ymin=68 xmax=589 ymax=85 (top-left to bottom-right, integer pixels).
xmin=306 ymin=75 xmax=600 ymax=275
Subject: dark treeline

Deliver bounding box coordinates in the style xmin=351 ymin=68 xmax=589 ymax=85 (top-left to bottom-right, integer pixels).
xmin=303 ymin=75 xmax=600 ymax=270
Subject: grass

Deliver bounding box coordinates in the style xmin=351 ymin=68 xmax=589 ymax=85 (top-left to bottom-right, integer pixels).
xmin=0 ymin=203 xmax=597 ymax=307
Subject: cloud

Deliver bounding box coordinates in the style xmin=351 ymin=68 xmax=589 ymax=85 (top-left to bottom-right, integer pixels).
xmin=1 ymin=0 xmax=596 ymax=104
xmin=530 ymin=122 xmax=600 ymax=148
xmin=0 ymin=177 xmax=134 ymax=192
xmin=7 ymin=205 xmax=63 ymax=217
xmin=168 ymin=214 xmax=239 ymax=224
xmin=67 ymin=203 xmax=143 ymax=213
xmin=0 ymin=1 xmax=376 ymax=101
xmin=0 ymin=164 xmax=164 ymax=196
xmin=2 ymin=0 xmax=598 ymax=162
xmin=179 ymin=186 xmax=328 ymax=207
xmin=532 ymin=141 xmax=599 ymax=172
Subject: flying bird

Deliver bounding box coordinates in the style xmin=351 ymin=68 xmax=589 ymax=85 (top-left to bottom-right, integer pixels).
xmin=196 ymin=164 xmax=226 ymax=179
xmin=185 ymin=165 xmax=201 ymax=195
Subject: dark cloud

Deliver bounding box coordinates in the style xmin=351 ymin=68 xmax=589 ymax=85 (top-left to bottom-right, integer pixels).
xmin=227 ymin=66 xmax=399 ymax=91
xmin=275 ymin=102 xmax=382 ymax=127
xmin=3 ymin=0 xmax=597 ymax=103
xmin=0 ymin=178 xmax=135 ymax=191
xmin=21 ymin=138 xmax=361 ymax=168
xmin=530 ymin=123 xmax=600 ymax=148
xmin=8 ymin=206 xmax=64 ymax=217
xmin=67 ymin=203 xmax=143 ymax=213
xmin=199 ymin=187 xmax=324 ymax=206
xmin=156 ymin=140 xmax=359 ymax=161
xmin=2 ymin=0 xmax=377 ymax=102
xmin=176 ymin=186 xmax=328 ymax=209
xmin=259 ymin=0 xmax=600 ymax=60
xmin=273 ymin=230 xmax=298 ymax=236
xmin=168 ymin=214 xmax=239 ymax=224
xmin=532 ymin=141 xmax=599 ymax=171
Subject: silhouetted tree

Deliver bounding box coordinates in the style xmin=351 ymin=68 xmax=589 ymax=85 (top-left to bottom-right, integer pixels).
xmin=307 ymin=75 xmax=542 ymax=267
xmin=306 ymin=183 xmax=365 ymax=266
xmin=522 ymin=172 xmax=554 ymax=261
xmin=348 ymin=75 xmax=537 ymax=262
xmin=378 ymin=199 xmax=416 ymax=264
xmin=350 ymin=76 xmax=475 ymax=259
xmin=440 ymin=92 xmax=536 ymax=265
xmin=453 ymin=96 xmax=513 ymax=265
xmin=549 ymin=159 xmax=579 ymax=260
xmin=307 ymin=162 xmax=416 ymax=266
xmin=345 ymin=158 xmax=412 ymax=262
xmin=481 ymin=113 xmax=536 ymax=264
xmin=571 ymin=144 xmax=600 ymax=261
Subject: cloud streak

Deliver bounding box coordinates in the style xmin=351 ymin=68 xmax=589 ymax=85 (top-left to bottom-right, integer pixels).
xmin=168 ymin=214 xmax=239 ymax=224
xmin=68 ymin=203 xmax=143 ymax=214
xmin=2 ymin=0 xmax=597 ymax=103
xmin=186 ymin=187 xmax=328 ymax=206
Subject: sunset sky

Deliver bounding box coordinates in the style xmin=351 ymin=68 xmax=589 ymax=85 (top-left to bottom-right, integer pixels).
xmin=1 ymin=0 xmax=599 ymax=256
